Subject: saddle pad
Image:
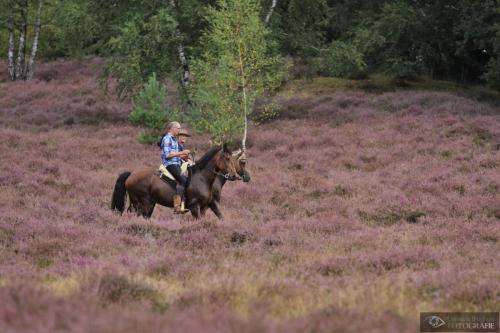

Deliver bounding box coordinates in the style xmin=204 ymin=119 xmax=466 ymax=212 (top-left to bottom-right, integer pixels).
xmin=158 ymin=162 xmax=189 ymax=181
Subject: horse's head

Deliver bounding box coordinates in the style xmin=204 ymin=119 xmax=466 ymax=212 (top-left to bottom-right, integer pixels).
xmin=213 ymin=144 xmax=241 ymax=181
xmin=232 ymin=148 xmax=251 ymax=182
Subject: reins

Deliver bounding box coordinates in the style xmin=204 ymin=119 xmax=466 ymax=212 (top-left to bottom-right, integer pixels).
xmin=210 ymin=168 xmax=241 ymax=180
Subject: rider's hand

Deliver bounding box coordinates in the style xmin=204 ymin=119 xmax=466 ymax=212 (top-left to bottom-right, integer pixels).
xmin=183 ymin=149 xmax=191 ymax=155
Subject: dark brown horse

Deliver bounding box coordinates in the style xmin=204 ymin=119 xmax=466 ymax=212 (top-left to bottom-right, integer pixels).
xmin=111 ymin=145 xmax=245 ymax=219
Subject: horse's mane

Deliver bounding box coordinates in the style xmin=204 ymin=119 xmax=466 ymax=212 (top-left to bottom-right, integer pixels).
xmin=192 ymin=146 xmax=221 ymax=171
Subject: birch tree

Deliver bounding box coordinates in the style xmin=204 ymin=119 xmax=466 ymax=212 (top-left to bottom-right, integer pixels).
xmin=26 ymin=0 xmax=44 ymax=80
xmin=14 ymin=0 xmax=28 ymax=79
xmin=5 ymin=0 xmax=44 ymax=81
xmin=7 ymin=0 xmax=16 ymax=80
xmin=264 ymin=0 xmax=277 ymax=24
xmin=169 ymin=0 xmax=190 ymax=90
xmin=190 ymin=0 xmax=283 ymax=146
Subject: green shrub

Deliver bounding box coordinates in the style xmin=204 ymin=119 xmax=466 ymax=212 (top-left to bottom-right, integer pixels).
xmin=129 ymin=73 xmax=178 ymax=144
xmin=252 ymin=101 xmax=281 ymax=123
xmin=317 ymin=41 xmax=366 ymax=78
xmin=105 ymin=9 xmax=178 ymax=97
xmin=387 ymin=57 xmax=424 ymax=81
xmin=483 ymin=57 xmax=500 ymax=92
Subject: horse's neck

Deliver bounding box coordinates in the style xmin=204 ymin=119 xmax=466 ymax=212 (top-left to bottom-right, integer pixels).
xmin=192 ymin=160 xmax=217 ymax=189
xmin=217 ymin=176 xmax=227 ymax=188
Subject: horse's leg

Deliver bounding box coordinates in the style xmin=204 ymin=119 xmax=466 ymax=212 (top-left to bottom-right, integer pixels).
xmin=140 ymin=197 xmax=153 ymax=219
xmin=190 ymin=204 xmax=201 ymax=219
xmin=129 ymin=196 xmax=143 ymax=216
xmin=127 ymin=192 xmax=139 ymax=213
xmin=128 ymin=200 xmax=138 ymax=213
xmin=129 ymin=194 xmax=146 ymax=217
xmin=127 ymin=193 xmax=135 ymax=213
xmin=136 ymin=203 xmax=144 ymax=217
xmin=147 ymin=202 xmax=156 ymax=219
xmin=200 ymin=206 xmax=208 ymax=217
xmin=208 ymin=200 xmax=223 ymax=220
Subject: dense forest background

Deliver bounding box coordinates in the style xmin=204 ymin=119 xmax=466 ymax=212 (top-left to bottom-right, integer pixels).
xmin=1 ymin=0 xmax=500 ymax=141
xmin=1 ymin=0 xmax=499 ymax=85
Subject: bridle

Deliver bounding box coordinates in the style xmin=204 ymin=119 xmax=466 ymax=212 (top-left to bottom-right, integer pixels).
xmin=209 ymin=148 xmax=246 ymax=181
xmin=210 ymin=168 xmax=241 ymax=180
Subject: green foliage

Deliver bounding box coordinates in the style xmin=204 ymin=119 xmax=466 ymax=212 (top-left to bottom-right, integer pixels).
xmin=483 ymin=24 xmax=500 ymax=91
xmin=484 ymin=57 xmax=500 ymax=92
xmin=42 ymin=0 xmax=100 ymax=58
xmin=3 ymin=0 xmax=500 ymax=90
xmin=280 ymin=0 xmax=329 ymax=56
xmin=130 ymin=73 xmax=167 ymax=129
xmin=347 ymin=0 xmax=500 ymax=82
xmin=137 ymin=132 xmax=162 ymax=145
xmin=105 ymin=9 xmax=178 ymax=97
xmin=453 ymin=1 xmax=500 ymax=82
xmin=353 ymin=1 xmax=425 ymax=79
xmin=173 ymin=0 xmax=216 ymax=55
xmin=387 ymin=58 xmax=425 ymax=81
xmin=189 ymin=0 xmax=284 ymax=144
xmin=317 ymin=41 xmax=366 ymax=78
xmin=252 ymin=100 xmax=281 ymax=124
xmin=129 ymin=73 xmax=178 ymax=144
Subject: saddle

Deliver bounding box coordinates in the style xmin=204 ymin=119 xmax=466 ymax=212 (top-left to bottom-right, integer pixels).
xmin=157 ymin=162 xmax=190 ymax=189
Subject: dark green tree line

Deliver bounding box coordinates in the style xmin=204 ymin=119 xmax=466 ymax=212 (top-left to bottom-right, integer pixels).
xmin=2 ymin=0 xmax=499 ymax=87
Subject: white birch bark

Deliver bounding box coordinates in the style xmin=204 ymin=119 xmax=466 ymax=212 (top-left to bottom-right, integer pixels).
xmin=238 ymin=40 xmax=248 ymax=150
xmin=176 ymin=30 xmax=190 ymax=88
xmin=7 ymin=2 xmax=16 ymax=81
xmin=26 ymin=0 xmax=44 ymax=80
xmin=265 ymin=0 xmax=277 ymax=24
xmin=169 ymin=0 xmax=190 ymax=89
xmin=15 ymin=0 xmax=28 ymax=80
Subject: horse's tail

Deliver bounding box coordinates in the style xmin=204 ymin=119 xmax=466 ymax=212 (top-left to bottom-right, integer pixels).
xmin=111 ymin=171 xmax=131 ymax=214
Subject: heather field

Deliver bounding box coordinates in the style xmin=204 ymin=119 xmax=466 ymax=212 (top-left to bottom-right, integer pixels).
xmin=0 ymin=60 xmax=499 ymax=333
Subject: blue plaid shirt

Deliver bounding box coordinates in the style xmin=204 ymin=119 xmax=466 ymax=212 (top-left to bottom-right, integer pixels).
xmin=161 ymin=134 xmax=182 ymax=166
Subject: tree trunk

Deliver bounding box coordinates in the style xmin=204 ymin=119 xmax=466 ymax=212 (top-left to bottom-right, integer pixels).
xmin=238 ymin=40 xmax=248 ymax=150
xmin=178 ymin=39 xmax=190 ymax=89
xmin=265 ymin=0 xmax=277 ymax=24
xmin=169 ymin=0 xmax=190 ymax=90
xmin=26 ymin=0 xmax=44 ymax=80
xmin=15 ymin=0 xmax=28 ymax=80
xmin=7 ymin=1 xmax=16 ymax=81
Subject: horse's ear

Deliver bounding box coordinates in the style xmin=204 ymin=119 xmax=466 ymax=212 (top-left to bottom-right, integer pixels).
xmin=223 ymin=143 xmax=231 ymax=154
xmin=232 ymin=148 xmax=242 ymax=157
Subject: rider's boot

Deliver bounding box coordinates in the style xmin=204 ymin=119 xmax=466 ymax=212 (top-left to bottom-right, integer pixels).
xmin=173 ymin=195 xmax=189 ymax=214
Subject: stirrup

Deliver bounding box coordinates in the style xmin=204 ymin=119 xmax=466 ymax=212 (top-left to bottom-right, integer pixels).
xmin=174 ymin=202 xmax=190 ymax=214
xmin=174 ymin=208 xmax=190 ymax=214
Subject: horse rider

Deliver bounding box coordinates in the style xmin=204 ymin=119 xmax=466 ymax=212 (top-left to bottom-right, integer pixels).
xmin=178 ymin=128 xmax=194 ymax=168
xmin=160 ymin=121 xmax=191 ymax=214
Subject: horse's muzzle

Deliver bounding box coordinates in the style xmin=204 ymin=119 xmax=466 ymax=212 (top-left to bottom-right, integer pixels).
xmin=227 ymin=174 xmax=240 ymax=181
xmin=241 ymin=173 xmax=251 ymax=182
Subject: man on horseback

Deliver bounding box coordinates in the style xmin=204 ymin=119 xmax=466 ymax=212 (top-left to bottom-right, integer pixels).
xmin=178 ymin=128 xmax=194 ymax=167
xmin=161 ymin=121 xmax=191 ymax=214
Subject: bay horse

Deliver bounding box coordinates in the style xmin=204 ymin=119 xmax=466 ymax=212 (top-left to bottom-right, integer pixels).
xmin=111 ymin=145 xmax=245 ymax=219
xmin=208 ymin=149 xmax=250 ymax=219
